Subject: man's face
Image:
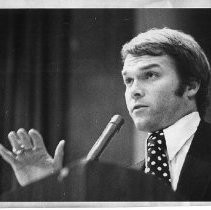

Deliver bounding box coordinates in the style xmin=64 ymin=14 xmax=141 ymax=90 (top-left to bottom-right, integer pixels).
xmin=122 ymin=54 xmax=192 ymax=132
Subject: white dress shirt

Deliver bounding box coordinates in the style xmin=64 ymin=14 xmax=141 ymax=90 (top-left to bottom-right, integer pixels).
xmin=145 ymin=111 xmax=201 ymax=191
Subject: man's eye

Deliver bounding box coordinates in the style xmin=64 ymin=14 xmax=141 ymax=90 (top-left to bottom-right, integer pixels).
xmin=124 ymin=77 xmax=133 ymax=85
xmin=145 ymin=72 xmax=158 ymax=79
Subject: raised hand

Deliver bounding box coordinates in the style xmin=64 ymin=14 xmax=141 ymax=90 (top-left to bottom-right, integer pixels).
xmin=0 ymin=128 xmax=65 ymax=186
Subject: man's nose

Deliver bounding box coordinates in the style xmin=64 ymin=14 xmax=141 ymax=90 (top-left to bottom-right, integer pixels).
xmin=130 ymin=81 xmax=145 ymax=99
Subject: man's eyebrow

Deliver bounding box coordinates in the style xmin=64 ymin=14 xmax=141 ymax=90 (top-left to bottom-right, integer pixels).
xmin=141 ymin=63 xmax=160 ymax=70
xmin=121 ymin=63 xmax=160 ymax=76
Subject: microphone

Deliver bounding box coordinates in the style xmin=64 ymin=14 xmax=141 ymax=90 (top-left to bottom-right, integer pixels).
xmin=86 ymin=114 xmax=124 ymax=161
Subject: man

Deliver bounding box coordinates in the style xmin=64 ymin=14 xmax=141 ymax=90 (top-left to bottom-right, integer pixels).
xmin=121 ymin=27 xmax=211 ymax=200
xmin=0 ymin=28 xmax=210 ymax=201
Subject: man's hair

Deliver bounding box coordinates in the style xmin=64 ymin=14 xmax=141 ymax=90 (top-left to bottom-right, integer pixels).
xmin=121 ymin=27 xmax=211 ymax=118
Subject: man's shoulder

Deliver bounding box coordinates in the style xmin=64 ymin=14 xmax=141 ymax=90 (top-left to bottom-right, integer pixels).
xmin=189 ymin=120 xmax=211 ymax=160
xmin=196 ymin=120 xmax=211 ymax=138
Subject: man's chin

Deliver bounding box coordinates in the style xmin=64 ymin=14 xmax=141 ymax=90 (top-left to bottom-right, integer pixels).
xmin=134 ymin=120 xmax=149 ymax=131
xmin=134 ymin=119 xmax=152 ymax=132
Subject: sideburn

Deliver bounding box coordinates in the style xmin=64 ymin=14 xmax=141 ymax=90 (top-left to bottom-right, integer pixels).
xmin=175 ymin=81 xmax=187 ymax=97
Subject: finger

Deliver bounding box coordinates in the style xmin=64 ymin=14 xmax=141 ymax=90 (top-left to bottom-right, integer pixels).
xmin=0 ymin=144 xmax=16 ymax=165
xmin=28 ymin=129 xmax=45 ymax=149
xmin=54 ymin=140 xmax=65 ymax=170
xmin=17 ymin=128 xmax=33 ymax=149
xmin=8 ymin=131 xmax=22 ymax=153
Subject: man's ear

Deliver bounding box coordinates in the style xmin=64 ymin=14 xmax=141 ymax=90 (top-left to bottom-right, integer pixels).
xmin=186 ymin=80 xmax=200 ymax=98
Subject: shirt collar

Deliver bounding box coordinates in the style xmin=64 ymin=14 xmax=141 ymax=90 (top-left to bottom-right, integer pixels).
xmin=163 ymin=111 xmax=201 ymax=161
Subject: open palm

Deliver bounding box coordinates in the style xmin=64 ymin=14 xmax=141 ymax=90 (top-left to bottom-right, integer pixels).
xmin=0 ymin=128 xmax=65 ymax=186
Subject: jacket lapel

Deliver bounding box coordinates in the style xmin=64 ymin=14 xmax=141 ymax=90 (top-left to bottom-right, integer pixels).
xmin=176 ymin=121 xmax=211 ymax=200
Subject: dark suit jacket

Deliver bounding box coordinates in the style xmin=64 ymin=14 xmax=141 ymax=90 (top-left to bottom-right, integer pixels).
xmin=132 ymin=120 xmax=211 ymax=201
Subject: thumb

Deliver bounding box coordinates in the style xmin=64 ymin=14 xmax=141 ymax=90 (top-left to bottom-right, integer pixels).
xmin=53 ymin=140 xmax=65 ymax=170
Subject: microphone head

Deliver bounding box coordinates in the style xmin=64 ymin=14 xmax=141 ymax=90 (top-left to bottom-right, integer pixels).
xmin=86 ymin=114 xmax=125 ymax=161
xmin=110 ymin=115 xmax=124 ymax=130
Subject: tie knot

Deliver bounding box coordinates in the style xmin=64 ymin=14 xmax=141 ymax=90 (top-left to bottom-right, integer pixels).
xmin=147 ymin=130 xmax=165 ymax=145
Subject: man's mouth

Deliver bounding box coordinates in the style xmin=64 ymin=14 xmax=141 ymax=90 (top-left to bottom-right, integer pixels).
xmin=132 ymin=105 xmax=148 ymax=113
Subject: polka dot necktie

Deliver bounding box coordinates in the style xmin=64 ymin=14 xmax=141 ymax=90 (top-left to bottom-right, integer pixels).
xmin=145 ymin=130 xmax=171 ymax=185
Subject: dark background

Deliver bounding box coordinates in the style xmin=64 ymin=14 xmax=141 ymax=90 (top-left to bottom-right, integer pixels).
xmin=0 ymin=9 xmax=210 ymax=194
